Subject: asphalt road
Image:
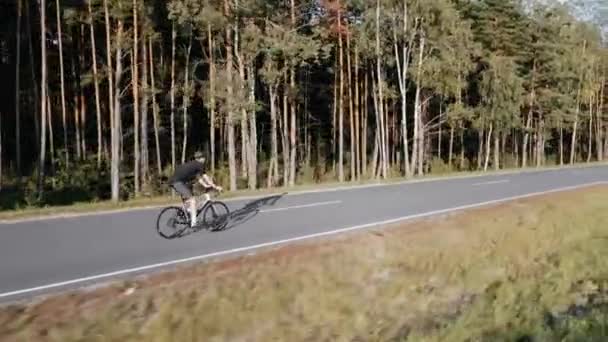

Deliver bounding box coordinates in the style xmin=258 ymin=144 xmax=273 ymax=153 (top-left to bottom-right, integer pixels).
xmin=1 ymin=166 xmax=607 ymax=303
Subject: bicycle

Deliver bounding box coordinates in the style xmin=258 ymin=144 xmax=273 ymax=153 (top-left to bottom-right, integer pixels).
xmin=156 ymin=188 xmax=230 ymax=239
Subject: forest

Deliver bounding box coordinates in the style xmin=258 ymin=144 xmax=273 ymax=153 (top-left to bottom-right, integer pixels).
xmin=0 ymin=0 xmax=606 ymax=208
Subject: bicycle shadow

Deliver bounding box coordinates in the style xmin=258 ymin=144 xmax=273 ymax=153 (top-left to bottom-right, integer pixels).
xmin=173 ymin=192 xmax=288 ymax=239
xmin=222 ymin=192 xmax=287 ymax=231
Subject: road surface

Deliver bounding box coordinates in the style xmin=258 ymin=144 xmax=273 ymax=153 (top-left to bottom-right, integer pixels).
xmin=1 ymin=166 xmax=607 ymax=303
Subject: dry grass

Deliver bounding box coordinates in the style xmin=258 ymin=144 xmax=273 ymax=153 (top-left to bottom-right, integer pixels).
xmin=1 ymin=186 xmax=608 ymax=341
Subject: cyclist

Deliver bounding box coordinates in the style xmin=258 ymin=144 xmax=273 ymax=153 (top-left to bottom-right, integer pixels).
xmin=168 ymin=151 xmax=222 ymax=227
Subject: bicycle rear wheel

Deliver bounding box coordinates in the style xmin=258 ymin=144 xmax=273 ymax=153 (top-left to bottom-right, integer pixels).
xmin=202 ymin=201 xmax=230 ymax=231
xmin=157 ymin=206 xmax=189 ymax=239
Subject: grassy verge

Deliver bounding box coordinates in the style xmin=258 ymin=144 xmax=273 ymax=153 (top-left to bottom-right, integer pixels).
xmin=2 ymin=185 xmax=608 ymax=341
xmin=2 ymin=161 xmax=606 ymax=222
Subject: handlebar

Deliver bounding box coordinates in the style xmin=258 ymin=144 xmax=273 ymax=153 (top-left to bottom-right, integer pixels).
xmin=171 ymin=184 xmax=224 ymax=203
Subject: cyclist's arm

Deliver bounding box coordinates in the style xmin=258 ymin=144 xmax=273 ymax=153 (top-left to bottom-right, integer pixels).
xmin=198 ymin=173 xmax=221 ymax=191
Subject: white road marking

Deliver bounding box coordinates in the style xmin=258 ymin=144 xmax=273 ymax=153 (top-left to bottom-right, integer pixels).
xmin=0 ymin=181 xmax=606 ymax=300
xmin=472 ymin=179 xmax=510 ymax=186
xmin=259 ymin=200 xmax=342 ymax=213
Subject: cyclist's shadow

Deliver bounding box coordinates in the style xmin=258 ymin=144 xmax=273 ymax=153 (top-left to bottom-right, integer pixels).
xmin=177 ymin=192 xmax=288 ymax=238
xmin=222 ymin=192 xmax=287 ymax=230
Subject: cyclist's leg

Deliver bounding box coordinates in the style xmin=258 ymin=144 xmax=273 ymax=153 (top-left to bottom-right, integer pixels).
xmin=201 ymin=186 xmax=213 ymax=206
xmin=172 ymin=181 xmax=196 ymax=227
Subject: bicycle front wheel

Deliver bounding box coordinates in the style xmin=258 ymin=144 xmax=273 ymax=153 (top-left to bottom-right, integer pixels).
xmin=202 ymin=201 xmax=230 ymax=231
xmin=157 ymin=206 xmax=189 ymax=239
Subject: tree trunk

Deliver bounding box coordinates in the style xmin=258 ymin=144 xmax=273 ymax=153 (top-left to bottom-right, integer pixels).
xmin=282 ymin=86 xmax=290 ymax=184
xmin=38 ymin=0 xmax=48 ymax=195
xmin=132 ymin=0 xmax=140 ymax=194
xmin=332 ymin=60 xmax=337 ymax=174
xmin=79 ymin=25 xmax=87 ymax=159
xmin=88 ymin=0 xmax=102 ymax=166
xmin=425 ymin=124 xmax=432 ymax=174
xmin=0 ymin=112 xmax=2 ymax=189
xmin=454 ymin=81 xmax=464 ymax=170
xmin=538 ymin=119 xmax=545 ymax=167
xmin=371 ymin=129 xmax=379 ymax=180
xmin=149 ymin=37 xmax=161 ymax=174
xmin=596 ymin=93 xmax=603 ymax=162
xmin=494 ymin=130 xmax=500 ymax=171
xmin=394 ymin=0 xmax=411 ymax=177
xmin=289 ymin=0 xmax=297 ymax=186
xmin=371 ymin=69 xmax=381 ymax=180
xmin=604 ymin=125 xmax=608 ymax=161
xmin=559 ymin=119 xmax=564 ymax=165
xmin=362 ymin=69 xmax=368 ymax=176
xmin=208 ymin=24 xmax=216 ymax=172
xmin=304 ymin=69 xmax=310 ymax=167
xmin=522 ymin=62 xmax=535 ymax=168
xmin=449 ymin=126 xmax=454 ymax=170
xmin=170 ymin=22 xmax=177 ymax=171
xmin=72 ymin=57 xmax=82 ymax=160
xmin=384 ymin=80 xmax=390 ymax=176
xmin=533 ymin=127 xmax=538 ymax=166
xmin=438 ymin=101 xmax=443 ymax=161
xmin=514 ymin=130 xmax=519 ymax=167
xmin=268 ymin=86 xmax=279 ymax=187
xmin=181 ymin=30 xmax=193 ymax=164
xmin=570 ymin=41 xmax=586 ymax=164
xmin=80 ymin=90 xmax=86 ymax=159
xmin=141 ymin=28 xmax=149 ymax=185
xmin=389 ymin=99 xmax=394 ymax=166
xmin=225 ymin=0 xmax=237 ymax=191
xmin=587 ymin=95 xmax=593 ymax=163
xmin=511 ymin=128 xmax=519 ymax=168
xmin=417 ymin=99 xmax=425 ymax=175
xmin=570 ymin=108 xmax=579 ymax=164
xmin=338 ymin=2 xmax=344 ymax=182
xmin=389 ymin=100 xmax=393 ymax=166
xmin=598 ymin=76 xmax=605 ymax=161
xmin=522 ymin=108 xmax=532 ymax=168
xmin=47 ymin=95 xmax=55 ymax=178
xmin=247 ymin=65 xmax=257 ymax=189
xmin=501 ymin=131 xmax=506 ymax=166
xmin=111 ymin=19 xmax=124 ymax=203
xmin=235 ymin=12 xmax=248 ymax=178
xmin=483 ymin=123 xmax=493 ymax=172
xmin=347 ymin=26 xmax=355 ymax=181
xmin=15 ymin=0 xmax=22 ymax=176
xmin=498 ymin=131 xmax=507 ymax=168
xmin=376 ymin=0 xmax=387 ymax=179
xmin=26 ymin=3 xmax=40 ymax=152
xmin=531 ymin=121 xmax=536 ymax=166
xmin=240 ymin=100 xmax=249 ymax=179
xmin=266 ymin=160 xmax=275 ymax=189
xmin=394 ymin=101 xmax=399 ymax=168
xmin=412 ymin=34 xmax=425 ymax=176
xmin=477 ymin=127 xmax=484 ymax=170
xmin=354 ymin=44 xmax=361 ymax=180
xmin=72 ymin=98 xmax=81 ymax=159
xmin=459 ymin=126 xmax=465 ymax=170
xmin=103 ymin=0 xmax=114 ymax=148
xmin=221 ymin=117 xmax=227 ymax=162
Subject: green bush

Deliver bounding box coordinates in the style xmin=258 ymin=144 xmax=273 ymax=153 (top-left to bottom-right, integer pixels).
xmin=428 ymin=157 xmax=452 ymax=175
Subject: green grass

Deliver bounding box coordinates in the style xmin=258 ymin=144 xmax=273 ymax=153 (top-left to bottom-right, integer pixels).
xmin=1 ymin=184 xmax=608 ymax=341
xmin=2 ymin=160 xmax=607 ymax=221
